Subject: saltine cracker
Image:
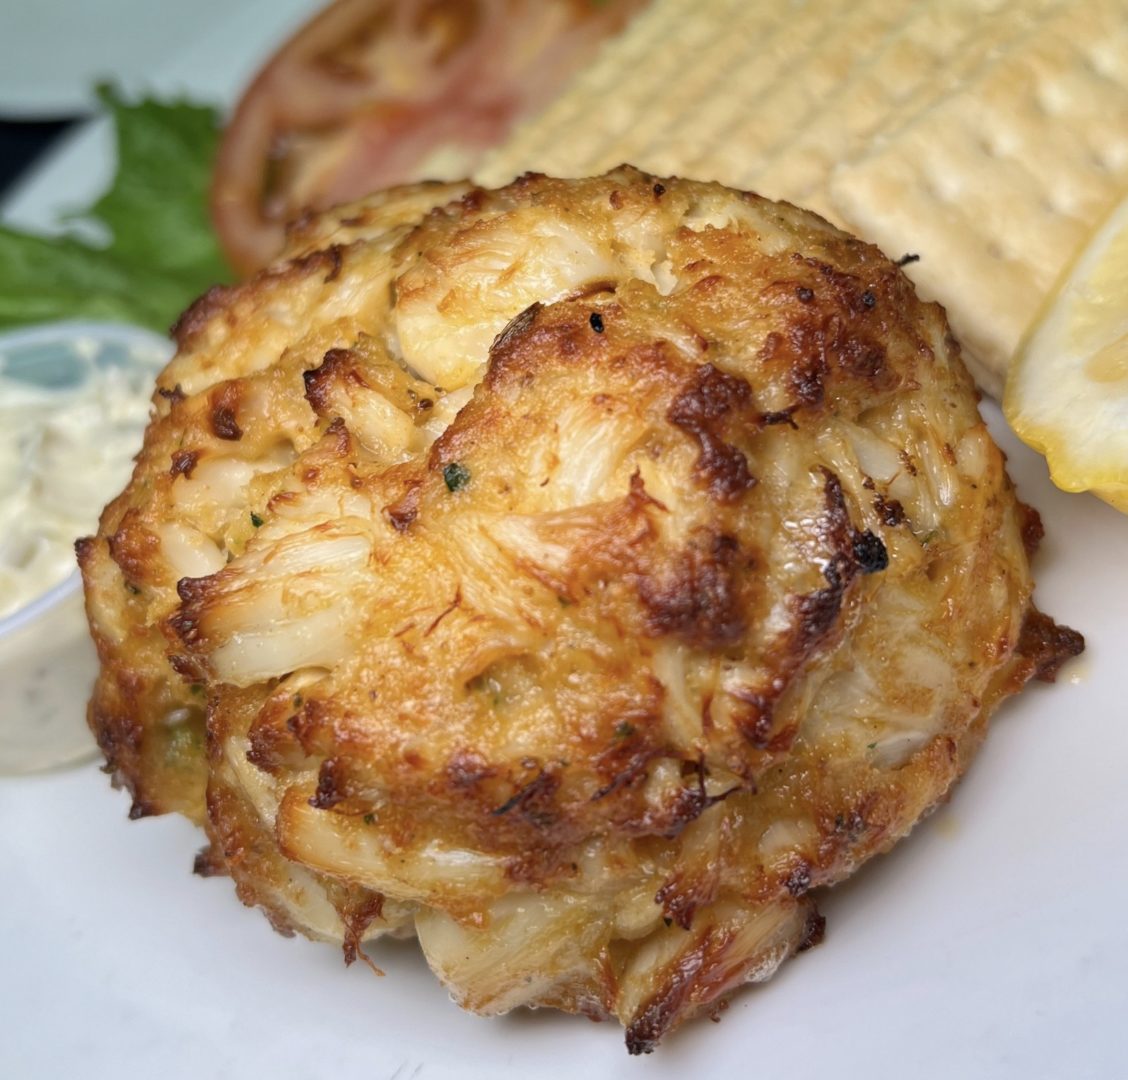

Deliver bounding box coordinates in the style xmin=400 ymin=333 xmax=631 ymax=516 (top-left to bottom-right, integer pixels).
xmin=478 ymin=0 xmax=1128 ymax=397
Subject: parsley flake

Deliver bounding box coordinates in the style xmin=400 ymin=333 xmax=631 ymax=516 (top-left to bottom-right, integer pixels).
xmin=443 ymin=462 xmax=471 ymax=491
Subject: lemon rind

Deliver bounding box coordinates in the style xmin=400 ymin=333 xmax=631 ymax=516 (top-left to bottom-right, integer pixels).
xmin=1004 ymin=188 xmax=1128 ymax=509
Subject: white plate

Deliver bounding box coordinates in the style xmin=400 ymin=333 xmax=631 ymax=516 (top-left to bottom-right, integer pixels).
xmin=1 ymin=7 xmax=1126 ymax=1078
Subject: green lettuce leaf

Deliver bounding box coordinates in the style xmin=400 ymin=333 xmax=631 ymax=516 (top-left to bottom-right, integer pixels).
xmin=0 ymin=85 xmax=231 ymax=332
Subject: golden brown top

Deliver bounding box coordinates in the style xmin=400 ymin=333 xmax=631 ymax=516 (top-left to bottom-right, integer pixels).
xmin=80 ymin=168 xmax=1077 ymax=1051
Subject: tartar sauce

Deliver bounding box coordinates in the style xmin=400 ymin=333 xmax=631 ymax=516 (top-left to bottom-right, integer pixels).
xmin=0 ymin=324 xmax=170 ymax=774
xmin=0 ymin=335 xmax=164 ymax=617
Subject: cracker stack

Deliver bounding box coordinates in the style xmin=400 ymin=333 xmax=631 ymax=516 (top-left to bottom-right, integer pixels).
xmin=478 ymin=0 xmax=1128 ymax=398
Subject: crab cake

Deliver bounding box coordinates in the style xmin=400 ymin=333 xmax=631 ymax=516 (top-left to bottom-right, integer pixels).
xmin=79 ymin=167 xmax=1081 ymax=1052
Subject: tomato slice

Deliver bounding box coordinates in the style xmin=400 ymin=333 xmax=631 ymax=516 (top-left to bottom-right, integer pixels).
xmin=212 ymin=0 xmax=648 ymax=274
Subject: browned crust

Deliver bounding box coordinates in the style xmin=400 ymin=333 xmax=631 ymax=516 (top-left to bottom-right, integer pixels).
xmin=81 ymin=165 xmax=1082 ymax=1052
xmin=638 ymin=529 xmax=748 ymax=648
xmin=1016 ymin=607 xmax=1085 ymax=682
xmin=667 ymin=363 xmax=757 ymax=502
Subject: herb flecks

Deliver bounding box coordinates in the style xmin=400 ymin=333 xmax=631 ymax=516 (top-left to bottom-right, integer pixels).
xmin=250 ymin=512 xmax=264 ymax=528
xmin=443 ymin=462 xmax=471 ymax=492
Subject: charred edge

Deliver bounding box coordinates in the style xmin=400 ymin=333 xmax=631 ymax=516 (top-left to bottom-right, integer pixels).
xmin=170 ymin=283 xmax=233 ymax=347
xmin=246 ymin=717 xmax=286 ymax=772
xmin=341 ymin=892 xmax=386 ymax=971
xmin=758 ymin=327 xmax=824 ymax=407
xmin=90 ymin=705 xmax=139 ymax=778
xmin=175 ymin=574 xmax=211 ymax=607
xmin=286 ymin=697 xmax=331 ymax=755
xmin=445 ymin=749 xmax=495 ymax=789
xmin=652 ymin=759 xmax=738 ymax=839
xmin=628 ymin=467 xmax=668 ymax=512
xmin=323 ymin=244 xmax=344 ymax=283
xmin=459 ymin=188 xmax=485 ymax=213
xmin=838 ymin=333 xmax=885 ymax=381
xmin=322 ymin=416 xmax=352 ymax=458
xmin=1016 ymin=608 xmax=1084 ymax=683
xmin=490 ymin=766 xmax=560 ymax=827
xmin=489 ymin=302 xmax=542 ymax=360
xmin=128 ymin=797 xmax=158 ymax=820
xmin=761 ymin=406 xmax=799 ymax=429
xmin=833 ymin=808 xmax=867 ymax=842
xmin=668 ymin=363 xmax=756 ymax=502
xmin=797 ymin=254 xmax=887 ymax=318
xmin=309 ymin=758 xmax=349 ymax=810
xmin=384 ymin=480 xmax=422 ymax=532
xmin=74 ymin=535 xmax=96 ymax=568
xmin=157 ymin=384 xmax=185 ymax=404
xmin=193 ymin=844 xmax=226 ymax=878
xmin=170 ymin=449 xmax=199 ymax=479
xmin=107 ymin=512 xmax=160 ymax=587
xmin=590 ymin=744 xmax=662 ymax=803
xmin=639 ymin=531 xmax=747 ymax=649
xmin=303 ymin=347 xmax=361 ymax=416
xmin=656 ymin=782 xmax=714 ymax=839
xmin=820 ymin=467 xmax=889 ymax=576
xmin=732 ymin=690 xmax=774 ymax=748
xmin=624 ymin=925 xmax=733 ymax=1055
xmin=797 ymin=905 xmax=826 ymax=951
xmin=794 ymin=552 xmax=853 ymax=655
xmin=165 ymin=637 xmax=205 ymax=681
xmin=789 ymin=468 xmax=863 ymax=653
xmin=784 ymin=859 xmax=812 ymax=897
xmin=771 ymin=257 xmax=894 ymax=402
xmin=1018 ymin=502 xmax=1045 ymax=558
xmin=168 ymin=575 xmax=212 ymax=653
xmin=209 ymin=384 xmax=243 ymax=441
xmin=655 ymin=875 xmax=699 ymax=931
xmin=290 ymin=245 xmax=349 ymax=284
xmin=874 ymin=493 xmax=905 ymax=526
xmin=852 ymin=530 xmax=888 ymax=573
xmin=340 ymin=942 xmax=386 ymax=978
xmin=167 ymin=652 xmax=202 ymax=681
xmin=816 ymin=467 xmax=848 ymax=530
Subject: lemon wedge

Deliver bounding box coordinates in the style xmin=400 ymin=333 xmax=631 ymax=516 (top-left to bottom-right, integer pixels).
xmin=1005 ymin=189 xmax=1128 ymax=513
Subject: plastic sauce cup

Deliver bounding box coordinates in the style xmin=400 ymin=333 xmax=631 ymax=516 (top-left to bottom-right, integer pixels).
xmin=0 ymin=322 xmax=170 ymax=775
